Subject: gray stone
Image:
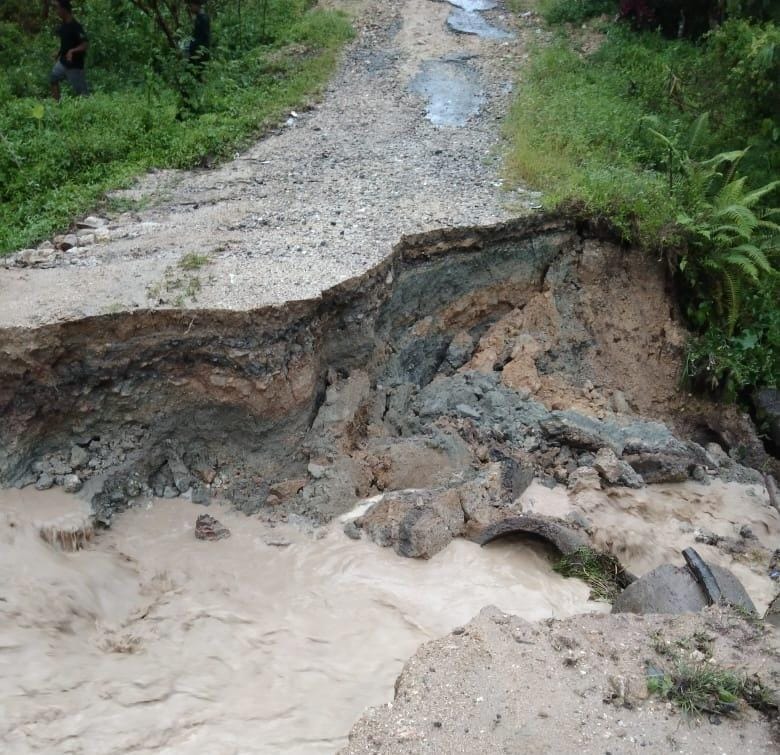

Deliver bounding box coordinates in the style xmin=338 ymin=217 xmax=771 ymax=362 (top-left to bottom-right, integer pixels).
xmin=456 ymin=403 xmax=481 ymax=420
xmin=77 ymin=215 xmax=108 ymax=229
xmin=444 ymin=331 xmax=474 ymax=371
xmin=343 ymin=520 xmax=362 ymax=540
xmin=612 ymin=562 xmax=756 ymax=616
xmin=357 ymin=488 xmax=465 ymax=559
xmin=60 ymin=234 xmax=79 ymax=250
xmin=240 ymin=498 xmax=263 ymax=515
xmin=624 ymin=453 xmax=690 ymax=483
xmin=705 ymin=442 xmax=731 ymax=467
xmin=62 ymin=474 xmax=82 ymax=493
xmin=194 ymin=514 xmax=231 ymax=541
xmin=593 ymin=448 xmax=644 ymax=488
xmin=51 ymin=458 xmax=72 ymax=476
xmin=162 ymin=485 xmax=179 ymax=498
xmin=191 ymin=483 xmax=211 ymax=505
xmin=540 ymin=411 xmax=625 ymax=455
xmin=35 ymin=473 xmax=54 ymax=490
xmin=307 ymin=462 xmax=328 ymax=479
xmin=70 ymin=445 xmax=90 ymax=469
xmin=620 ymin=421 xmax=695 ymax=457
xmin=94 ymin=226 xmax=111 ymax=243
xmin=167 ymin=451 xmax=192 ymax=493
xmin=18 ymin=248 xmax=58 ymax=267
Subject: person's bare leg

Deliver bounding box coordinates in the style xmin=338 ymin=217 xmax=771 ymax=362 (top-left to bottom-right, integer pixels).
xmin=51 ymin=82 xmax=61 ymax=101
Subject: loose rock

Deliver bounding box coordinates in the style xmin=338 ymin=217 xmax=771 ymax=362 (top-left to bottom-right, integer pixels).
xmin=194 ymin=513 xmax=231 ymax=541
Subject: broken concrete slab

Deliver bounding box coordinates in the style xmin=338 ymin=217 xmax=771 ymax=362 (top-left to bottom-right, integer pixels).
xmin=468 ymin=513 xmax=589 ymax=555
xmin=613 ymin=562 xmax=756 ymax=616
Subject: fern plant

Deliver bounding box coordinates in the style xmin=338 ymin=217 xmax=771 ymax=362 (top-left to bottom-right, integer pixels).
xmin=644 ymin=122 xmax=780 ymax=395
xmin=676 ymin=151 xmax=779 ymax=333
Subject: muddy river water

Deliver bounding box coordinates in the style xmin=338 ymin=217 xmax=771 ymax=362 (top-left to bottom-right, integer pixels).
xmin=0 ymin=489 xmax=605 ymax=754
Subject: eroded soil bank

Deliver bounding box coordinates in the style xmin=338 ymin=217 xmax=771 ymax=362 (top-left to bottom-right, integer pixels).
xmin=2 ymin=215 xmax=776 ymax=520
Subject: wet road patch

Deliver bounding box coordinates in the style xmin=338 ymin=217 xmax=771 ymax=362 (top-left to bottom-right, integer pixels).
xmin=409 ymin=56 xmax=485 ymax=127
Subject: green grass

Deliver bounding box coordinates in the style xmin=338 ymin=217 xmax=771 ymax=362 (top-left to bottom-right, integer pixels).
xmin=0 ymin=5 xmax=353 ymax=255
xmin=553 ymin=546 xmax=626 ymax=602
xmin=538 ymin=0 xmax=614 ymax=24
xmin=504 ymin=19 xmax=779 ymax=241
xmin=504 ymin=28 xmax=694 ymax=244
xmin=647 ymin=660 xmax=777 ymax=718
xmin=179 ymin=253 xmax=210 ymax=271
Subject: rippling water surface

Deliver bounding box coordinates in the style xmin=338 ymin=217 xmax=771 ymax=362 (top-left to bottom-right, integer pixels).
xmin=0 ymin=491 xmax=603 ymax=754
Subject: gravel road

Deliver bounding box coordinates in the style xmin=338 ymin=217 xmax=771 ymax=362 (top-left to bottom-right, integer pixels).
xmin=0 ymin=0 xmax=540 ymax=328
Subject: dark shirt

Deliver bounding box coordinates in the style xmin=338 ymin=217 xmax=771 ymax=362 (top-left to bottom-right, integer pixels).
xmin=57 ymin=20 xmax=88 ymax=69
xmin=189 ymin=11 xmax=210 ymax=61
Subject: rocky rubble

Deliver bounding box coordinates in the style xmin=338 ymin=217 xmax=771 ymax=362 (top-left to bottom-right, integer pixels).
xmin=5 ymin=216 xmax=112 ymax=269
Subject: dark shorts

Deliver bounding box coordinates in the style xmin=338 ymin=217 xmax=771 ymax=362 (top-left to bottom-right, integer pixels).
xmin=50 ymin=61 xmax=89 ymax=95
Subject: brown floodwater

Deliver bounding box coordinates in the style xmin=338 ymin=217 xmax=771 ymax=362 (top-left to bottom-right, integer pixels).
xmin=0 ymin=490 xmax=605 ymax=754
xmin=521 ymin=478 xmax=780 ymax=613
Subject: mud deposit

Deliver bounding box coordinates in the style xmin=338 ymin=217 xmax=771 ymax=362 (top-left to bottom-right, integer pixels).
xmin=0 ymin=491 xmax=603 ymax=754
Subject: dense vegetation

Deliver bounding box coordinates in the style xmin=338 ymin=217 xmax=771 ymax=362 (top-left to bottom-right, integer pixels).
xmin=506 ymin=0 xmax=779 ymax=399
xmin=0 ymin=0 xmax=352 ymax=255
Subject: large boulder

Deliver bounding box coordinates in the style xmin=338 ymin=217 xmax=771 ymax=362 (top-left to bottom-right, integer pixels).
xmin=355 ymin=488 xmax=465 ymax=559
xmin=613 ymin=562 xmax=756 ymax=616
xmin=459 ymin=458 xmax=534 ymax=535
xmin=593 ymin=448 xmax=644 ymax=488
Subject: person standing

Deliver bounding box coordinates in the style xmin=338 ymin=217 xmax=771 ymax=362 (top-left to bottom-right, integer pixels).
xmin=188 ymin=1 xmax=211 ymax=69
xmin=50 ymin=0 xmax=89 ymax=101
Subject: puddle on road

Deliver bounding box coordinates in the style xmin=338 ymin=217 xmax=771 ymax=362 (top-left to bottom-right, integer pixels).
xmin=409 ymin=57 xmax=485 ymax=126
xmin=0 ymin=491 xmax=604 ymax=754
xmin=446 ymin=8 xmax=514 ymax=39
xmin=442 ymin=0 xmax=498 ymax=10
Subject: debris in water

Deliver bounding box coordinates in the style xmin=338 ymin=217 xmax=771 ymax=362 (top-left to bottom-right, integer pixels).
xmin=195 ymin=513 xmax=231 ymax=541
